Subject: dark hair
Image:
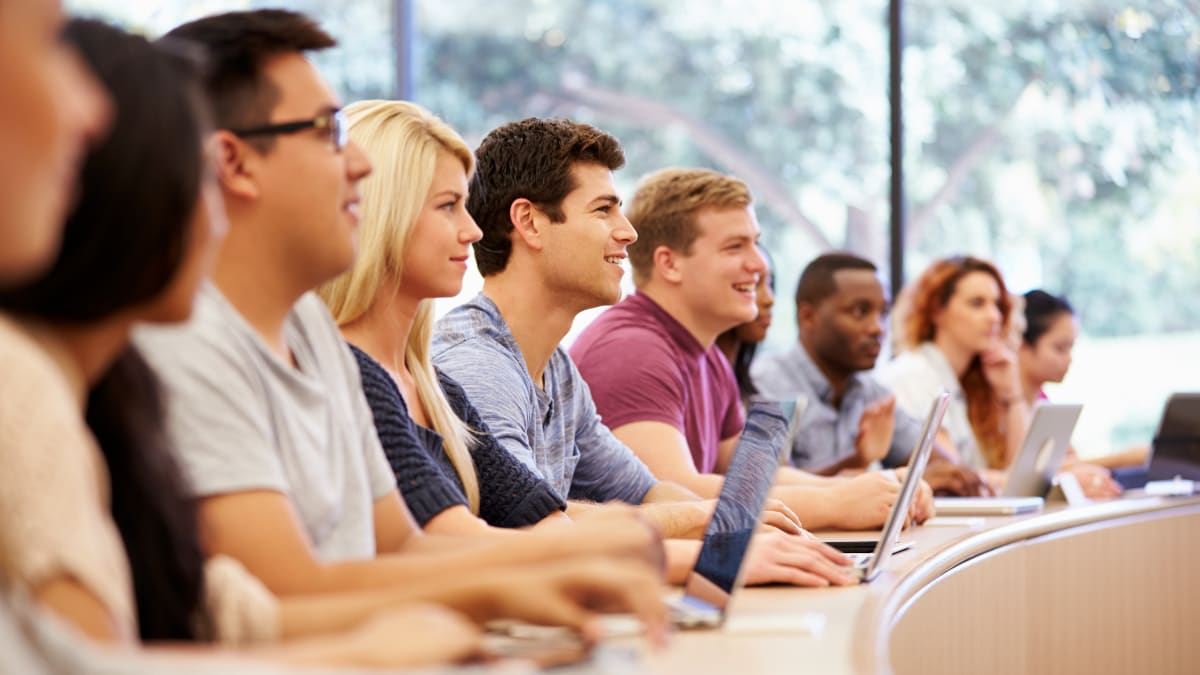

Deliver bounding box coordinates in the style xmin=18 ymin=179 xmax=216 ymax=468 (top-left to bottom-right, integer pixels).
xmin=163 ymin=9 xmax=335 ymax=137
xmin=0 ymin=19 xmax=209 ymax=642
xmin=468 ymin=118 xmax=625 ymax=276
xmin=0 ymin=21 xmax=207 ymax=321
xmin=1022 ymin=289 xmax=1074 ymax=346
xmin=794 ymin=252 xmax=877 ymax=307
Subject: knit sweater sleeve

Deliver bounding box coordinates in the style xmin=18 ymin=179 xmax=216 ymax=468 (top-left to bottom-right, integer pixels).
xmin=437 ymin=371 xmax=566 ymax=528
xmin=349 ymin=345 xmax=467 ymax=526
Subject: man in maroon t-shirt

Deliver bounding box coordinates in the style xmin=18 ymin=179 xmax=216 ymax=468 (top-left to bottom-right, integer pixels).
xmin=572 ymin=168 xmax=931 ymax=530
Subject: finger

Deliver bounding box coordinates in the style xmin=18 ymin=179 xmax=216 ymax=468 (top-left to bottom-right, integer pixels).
xmin=773 ymin=501 xmax=804 ymax=529
xmin=807 ymin=539 xmax=853 ymax=565
xmin=771 ymin=563 xmax=832 ymax=588
xmin=762 ymin=509 xmax=803 ymax=535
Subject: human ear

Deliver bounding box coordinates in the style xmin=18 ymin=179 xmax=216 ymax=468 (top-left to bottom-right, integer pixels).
xmin=653 ymin=245 xmax=682 ymax=284
xmin=210 ymin=131 xmax=260 ymax=202
xmin=509 ymin=198 xmax=544 ymax=252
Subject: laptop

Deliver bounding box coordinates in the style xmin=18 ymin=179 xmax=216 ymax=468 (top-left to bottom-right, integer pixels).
xmin=1115 ymin=393 xmax=1200 ymax=491
xmin=934 ymin=402 xmax=1082 ymax=516
xmin=829 ymin=390 xmax=949 ymax=582
xmin=670 ymin=399 xmax=790 ymax=628
xmin=777 ymin=397 xmax=809 ymax=465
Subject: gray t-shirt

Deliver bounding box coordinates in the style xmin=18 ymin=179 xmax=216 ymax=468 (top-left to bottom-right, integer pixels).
xmin=134 ymin=283 xmax=395 ymax=562
xmin=751 ymin=342 xmax=918 ymax=470
xmin=431 ymin=294 xmax=657 ymax=504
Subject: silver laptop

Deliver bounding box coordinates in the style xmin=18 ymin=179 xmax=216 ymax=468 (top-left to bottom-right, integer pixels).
xmin=670 ymin=400 xmax=789 ymax=628
xmin=776 ymin=397 xmax=808 ymax=465
xmin=836 ymin=391 xmax=949 ymax=583
xmin=934 ymin=402 xmax=1082 ymax=516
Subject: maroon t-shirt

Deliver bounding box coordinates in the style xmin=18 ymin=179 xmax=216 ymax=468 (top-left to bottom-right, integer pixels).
xmin=570 ymin=291 xmax=744 ymax=474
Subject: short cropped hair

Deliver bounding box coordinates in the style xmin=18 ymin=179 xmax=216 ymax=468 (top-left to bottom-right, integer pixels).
xmin=468 ymin=118 xmax=624 ymax=276
xmin=625 ymin=168 xmax=752 ymax=285
xmin=163 ymin=9 xmax=335 ymax=137
xmin=794 ymin=252 xmax=878 ymax=307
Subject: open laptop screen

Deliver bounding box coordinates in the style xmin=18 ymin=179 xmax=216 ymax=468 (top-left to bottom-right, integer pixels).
xmin=687 ymin=401 xmax=788 ymax=604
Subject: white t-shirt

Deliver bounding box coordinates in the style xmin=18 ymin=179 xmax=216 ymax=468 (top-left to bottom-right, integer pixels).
xmin=134 ymin=284 xmax=395 ymax=562
xmin=877 ymin=342 xmax=983 ymax=469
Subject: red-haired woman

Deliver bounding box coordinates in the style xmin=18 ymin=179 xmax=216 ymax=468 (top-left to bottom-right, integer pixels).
xmin=879 ymin=256 xmax=1029 ymax=471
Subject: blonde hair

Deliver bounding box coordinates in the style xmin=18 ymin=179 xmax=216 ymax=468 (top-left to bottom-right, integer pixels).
xmin=317 ymin=100 xmax=480 ymax=512
xmin=626 ymin=168 xmax=753 ymax=285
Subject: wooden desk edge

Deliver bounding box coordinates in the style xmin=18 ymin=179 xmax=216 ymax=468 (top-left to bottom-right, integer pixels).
xmin=852 ymin=495 xmax=1200 ymax=675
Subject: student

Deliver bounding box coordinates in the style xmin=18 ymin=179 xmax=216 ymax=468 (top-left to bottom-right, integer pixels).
xmin=432 ymin=121 xmax=860 ymax=587
xmin=1018 ymin=290 xmax=1129 ymax=497
xmin=571 ymin=168 xmax=932 ymax=529
xmin=0 ymin=0 xmax=108 ymax=282
xmin=0 ymin=17 xmax=498 ymax=667
xmin=129 ymin=9 xmax=667 ymax=638
xmin=714 ymin=248 xmax=774 ymax=406
xmin=319 ymin=100 xmax=567 ymax=532
xmin=880 ymin=255 xmax=1028 ymax=472
xmin=751 ymin=253 xmax=991 ymax=495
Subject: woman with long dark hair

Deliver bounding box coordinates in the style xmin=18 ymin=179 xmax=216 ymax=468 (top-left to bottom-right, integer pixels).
xmin=0 ymin=18 xmax=490 ymax=667
xmin=1018 ymin=289 xmax=1129 ymax=497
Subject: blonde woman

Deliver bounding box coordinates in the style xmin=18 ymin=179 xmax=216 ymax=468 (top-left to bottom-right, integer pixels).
xmin=320 ymin=101 xmax=861 ymax=589
xmin=320 ymin=100 xmax=568 ymax=533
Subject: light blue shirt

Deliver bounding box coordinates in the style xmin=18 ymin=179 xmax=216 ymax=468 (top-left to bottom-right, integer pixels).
xmin=751 ymin=342 xmax=920 ymax=470
xmin=431 ymin=294 xmax=657 ymax=504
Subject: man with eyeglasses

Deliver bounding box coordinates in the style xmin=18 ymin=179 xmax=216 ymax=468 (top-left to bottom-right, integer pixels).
xmin=132 ymin=9 xmax=669 ymax=640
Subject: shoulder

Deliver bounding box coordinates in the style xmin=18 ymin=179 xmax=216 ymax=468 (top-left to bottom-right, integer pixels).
xmin=0 ymin=317 xmax=69 ymax=393
xmin=0 ymin=318 xmax=81 ymax=439
xmin=432 ymin=302 xmax=504 ymax=353
xmin=133 ymin=285 xmax=258 ymax=376
xmin=348 ymin=343 xmax=387 ymax=385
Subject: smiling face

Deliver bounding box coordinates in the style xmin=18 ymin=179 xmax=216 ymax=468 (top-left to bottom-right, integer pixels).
xmin=802 ymin=268 xmax=888 ymax=375
xmin=1019 ymin=312 xmax=1077 ymax=386
xmin=400 ymin=150 xmax=482 ymax=300
xmin=673 ymin=205 xmax=766 ymax=335
xmin=0 ymin=0 xmax=109 ymax=281
xmin=934 ymin=270 xmax=1005 ymax=356
xmin=734 ymin=264 xmax=774 ymax=345
xmin=250 ymin=52 xmax=371 ymax=289
xmin=539 ymin=162 xmax=637 ymax=310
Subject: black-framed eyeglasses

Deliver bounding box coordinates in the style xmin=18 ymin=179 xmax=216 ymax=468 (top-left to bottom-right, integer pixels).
xmin=229 ymin=108 xmax=348 ymax=151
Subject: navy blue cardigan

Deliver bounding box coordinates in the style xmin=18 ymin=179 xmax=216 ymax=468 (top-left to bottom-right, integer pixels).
xmin=351 ymin=344 xmax=565 ymax=528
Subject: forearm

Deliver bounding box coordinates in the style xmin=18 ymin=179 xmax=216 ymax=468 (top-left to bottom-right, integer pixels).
xmin=774 ymin=465 xmax=841 ymax=487
xmin=636 ymin=500 xmax=711 ymax=539
xmin=770 ymin=485 xmax=839 ymax=530
xmin=265 ymin=536 xmax=566 ymax=597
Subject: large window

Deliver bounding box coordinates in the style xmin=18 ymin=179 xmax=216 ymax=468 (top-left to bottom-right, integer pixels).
xmin=416 ymin=0 xmax=891 ymax=342
xmin=903 ymin=1 xmax=1200 ymax=454
xmin=67 ymin=0 xmax=1198 ymax=457
xmin=67 ymin=0 xmax=394 ymax=101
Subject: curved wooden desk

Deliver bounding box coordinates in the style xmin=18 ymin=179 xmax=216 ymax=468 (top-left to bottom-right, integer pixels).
xmin=632 ymin=496 xmax=1200 ymax=675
